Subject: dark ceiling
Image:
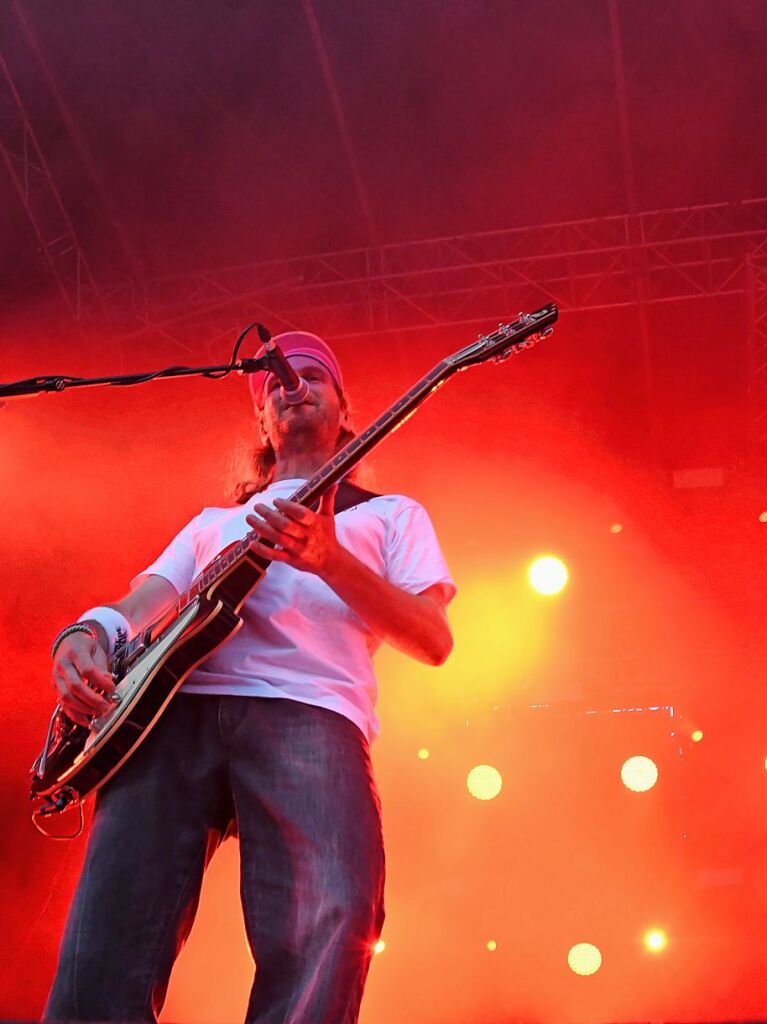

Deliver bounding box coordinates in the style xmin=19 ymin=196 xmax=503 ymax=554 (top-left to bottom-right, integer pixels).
xmin=1 ymin=0 xmax=765 ymax=314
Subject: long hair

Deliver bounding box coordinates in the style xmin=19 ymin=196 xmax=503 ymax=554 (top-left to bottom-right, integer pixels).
xmin=230 ymin=395 xmax=361 ymax=504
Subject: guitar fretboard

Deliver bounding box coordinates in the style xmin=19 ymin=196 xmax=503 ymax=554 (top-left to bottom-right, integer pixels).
xmin=172 ymin=360 xmax=451 ymax=616
xmin=121 ymin=302 xmax=557 ymax=659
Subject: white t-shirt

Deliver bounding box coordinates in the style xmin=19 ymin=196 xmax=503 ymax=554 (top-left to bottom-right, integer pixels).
xmin=132 ymin=477 xmax=456 ymax=743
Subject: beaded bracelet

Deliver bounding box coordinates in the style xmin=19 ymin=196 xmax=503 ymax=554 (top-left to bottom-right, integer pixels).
xmin=51 ymin=623 xmax=98 ymax=660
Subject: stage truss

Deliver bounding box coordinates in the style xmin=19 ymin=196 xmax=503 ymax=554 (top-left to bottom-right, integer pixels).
xmin=104 ymin=200 xmax=767 ymax=453
xmin=106 ymin=199 xmax=767 ymax=338
xmin=2 ymin=41 xmax=767 ymax=448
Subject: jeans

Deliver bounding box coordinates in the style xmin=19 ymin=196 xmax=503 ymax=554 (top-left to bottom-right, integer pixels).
xmin=44 ymin=695 xmax=386 ymax=1024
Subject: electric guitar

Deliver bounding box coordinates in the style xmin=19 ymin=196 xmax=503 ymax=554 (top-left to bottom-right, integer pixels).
xmin=30 ymin=304 xmax=558 ymax=827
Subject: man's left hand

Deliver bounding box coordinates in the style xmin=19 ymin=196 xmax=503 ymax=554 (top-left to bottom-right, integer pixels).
xmin=245 ymin=484 xmax=341 ymax=578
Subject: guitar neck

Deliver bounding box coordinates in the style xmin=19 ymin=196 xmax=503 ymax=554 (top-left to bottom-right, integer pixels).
xmin=167 ymin=357 xmax=457 ymax=618
xmin=292 ymin=360 xmax=453 ymax=507
xmin=138 ymin=303 xmax=557 ymax=636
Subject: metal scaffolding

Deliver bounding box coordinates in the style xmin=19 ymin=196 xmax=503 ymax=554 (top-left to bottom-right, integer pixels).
xmin=2 ymin=0 xmax=765 ymax=452
xmin=109 ymin=198 xmax=767 ymax=340
xmin=2 ymin=42 xmax=766 ymax=444
xmin=0 ymin=49 xmax=105 ymax=322
xmin=747 ymin=252 xmax=767 ymax=454
xmin=99 ymin=198 xmax=767 ymax=455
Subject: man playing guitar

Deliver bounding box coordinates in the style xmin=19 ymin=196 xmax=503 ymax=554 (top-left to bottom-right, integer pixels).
xmin=44 ymin=332 xmax=456 ymax=1024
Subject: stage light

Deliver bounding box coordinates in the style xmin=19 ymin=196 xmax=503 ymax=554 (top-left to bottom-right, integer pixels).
xmin=609 ymin=523 xmax=623 ymax=534
xmin=417 ymin=748 xmax=430 ymax=760
xmin=567 ymin=943 xmax=602 ymax=976
xmin=527 ymin=555 xmax=569 ymax=595
xmin=373 ymin=939 xmax=385 ymax=955
xmin=759 ymin=511 xmax=767 ymax=523
xmin=643 ymin=928 xmax=668 ymax=953
xmin=466 ymin=764 xmax=503 ymax=801
xmin=486 ymin=940 xmax=497 ymax=952
xmin=691 ymin=729 xmax=703 ymax=743
xmin=620 ymin=755 xmax=658 ymax=792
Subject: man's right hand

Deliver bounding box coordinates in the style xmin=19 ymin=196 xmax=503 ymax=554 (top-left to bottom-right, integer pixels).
xmin=53 ymin=632 xmax=116 ymax=728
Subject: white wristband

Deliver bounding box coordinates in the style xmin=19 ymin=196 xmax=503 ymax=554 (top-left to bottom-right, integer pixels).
xmin=78 ymin=606 xmax=132 ymax=658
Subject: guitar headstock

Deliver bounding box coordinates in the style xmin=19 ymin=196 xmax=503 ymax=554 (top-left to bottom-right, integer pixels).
xmin=445 ymin=303 xmax=558 ymax=371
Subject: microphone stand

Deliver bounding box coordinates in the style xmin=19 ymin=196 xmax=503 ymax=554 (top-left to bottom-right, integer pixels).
xmin=0 ymin=358 xmax=271 ymax=401
xmin=0 ymin=322 xmax=274 ymax=403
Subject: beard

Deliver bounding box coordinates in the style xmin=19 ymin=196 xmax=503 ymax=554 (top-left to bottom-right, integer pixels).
xmin=270 ymin=403 xmax=339 ymax=455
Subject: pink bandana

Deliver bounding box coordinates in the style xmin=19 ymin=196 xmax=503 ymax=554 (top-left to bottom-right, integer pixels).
xmin=248 ymin=331 xmax=344 ymax=408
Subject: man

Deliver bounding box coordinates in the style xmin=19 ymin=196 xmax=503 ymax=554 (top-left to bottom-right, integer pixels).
xmin=45 ymin=332 xmax=456 ymax=1024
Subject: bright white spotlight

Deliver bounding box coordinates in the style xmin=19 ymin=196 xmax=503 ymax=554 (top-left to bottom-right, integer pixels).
xmin=466 ymin=764 xmax=503 ymax=801
xmin=567 ymin=942 xmax=602 ymax=976
xmin=643 ymin=928 xmax=668 ymax=953
xmin=621 ymin=755 xmax=658 ymax=792
xmin=527 ymin=555 xmax=569 ymax=595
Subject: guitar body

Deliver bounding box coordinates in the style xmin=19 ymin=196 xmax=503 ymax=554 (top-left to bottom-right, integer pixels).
xmin=30 ymin=593 xmax=242 ymax=804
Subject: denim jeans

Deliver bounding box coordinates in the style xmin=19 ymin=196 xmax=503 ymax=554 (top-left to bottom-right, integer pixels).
xmin=44 ymin=695 xmax=386 ymax=1024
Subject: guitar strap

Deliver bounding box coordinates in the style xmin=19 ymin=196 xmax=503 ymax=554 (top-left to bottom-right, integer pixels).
xmin=324 ymin=479 xmax=382 ymax=515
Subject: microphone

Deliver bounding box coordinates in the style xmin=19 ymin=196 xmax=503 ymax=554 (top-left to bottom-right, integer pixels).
xmin=257 ymin=325 xmax=310 ymax=405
